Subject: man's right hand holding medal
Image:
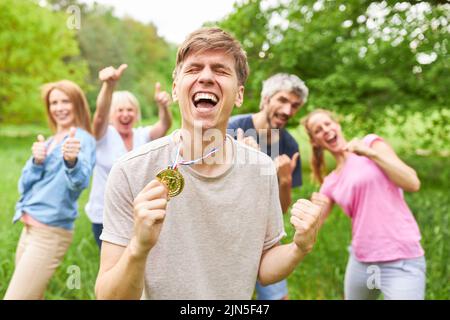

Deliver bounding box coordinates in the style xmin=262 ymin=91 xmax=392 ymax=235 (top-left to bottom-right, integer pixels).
xmin=130 ymin=179 xmax=168 ymax=258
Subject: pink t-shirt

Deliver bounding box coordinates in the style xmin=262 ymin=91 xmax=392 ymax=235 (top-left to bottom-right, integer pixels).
xmin=320 ymin=134 xmax=424 ymax=263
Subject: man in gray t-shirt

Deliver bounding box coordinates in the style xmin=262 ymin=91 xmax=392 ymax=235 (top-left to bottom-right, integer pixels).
xmin=95 ymin=27 xmax=321 ymax=300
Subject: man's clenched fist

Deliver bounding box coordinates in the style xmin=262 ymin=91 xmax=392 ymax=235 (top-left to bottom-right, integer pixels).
xmin=290 ymin=199 xmax=321 ymax=255
xmin=131 ymin=179 xmax=168 ymax=257
xmin=311 ymin=192 xmax=331 ymax=210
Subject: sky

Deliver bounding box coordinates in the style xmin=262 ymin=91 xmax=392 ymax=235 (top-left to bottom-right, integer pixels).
xmin=81 ymin=0 xmax=239 ymax=44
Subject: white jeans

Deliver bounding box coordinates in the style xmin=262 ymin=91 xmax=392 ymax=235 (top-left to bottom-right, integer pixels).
xmin=344 ymin=253 xmax=426 ymax=300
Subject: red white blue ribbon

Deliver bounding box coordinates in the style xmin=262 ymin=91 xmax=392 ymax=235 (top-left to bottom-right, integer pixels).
xmin=171 ymin=143 xmax=220 ymax=169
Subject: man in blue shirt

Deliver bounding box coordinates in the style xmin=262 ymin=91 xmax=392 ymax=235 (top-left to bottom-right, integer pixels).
xmin=228 ymin=73 xmax=309 ymax=300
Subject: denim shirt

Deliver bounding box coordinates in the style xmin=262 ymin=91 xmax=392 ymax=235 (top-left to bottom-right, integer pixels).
xmin=14 ymin=128 xmax=96 ymax=230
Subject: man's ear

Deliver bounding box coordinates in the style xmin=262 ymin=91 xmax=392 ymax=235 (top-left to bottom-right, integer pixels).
xmin=234 ymin=85 xmax=244 ymax=108
xmin=260 ymin=96 xmax=270 ymax=110
xmin=172 ymin=81 xmax=178 ymax=102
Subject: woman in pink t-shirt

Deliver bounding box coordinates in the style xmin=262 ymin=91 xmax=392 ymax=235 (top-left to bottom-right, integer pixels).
xmin=303 ymin=109 xmax=425 ymax=300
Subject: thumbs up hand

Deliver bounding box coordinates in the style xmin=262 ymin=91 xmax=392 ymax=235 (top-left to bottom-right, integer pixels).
xmin=62 ymin=127 xmax=80 ymax=167
xmin=32 ymin=134 xmax=47 ymax=165
xmin=274 ymin=152 xmax=300 ymax=185
xmin=237 ymin=128 xmax=260 ymax=151
xmin=154 ymin=82 xmax=172 ymax=109
xmin=99 ymin=64 xmax=128 ymax=85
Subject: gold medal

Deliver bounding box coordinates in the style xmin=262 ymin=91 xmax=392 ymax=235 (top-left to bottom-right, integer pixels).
xmin=156 ymin=138 xmax=220 ymax=198
xmin=156 ymin=167 xmax=185 ymax=198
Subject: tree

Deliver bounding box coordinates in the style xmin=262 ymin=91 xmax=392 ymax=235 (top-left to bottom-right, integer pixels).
xmin=216 ymin=0 xmax=449 ymax=153
xmin=0 ymin=0 xmax=88 ymax=124
xmin=72 ymin=2 xmax=176 ymax=119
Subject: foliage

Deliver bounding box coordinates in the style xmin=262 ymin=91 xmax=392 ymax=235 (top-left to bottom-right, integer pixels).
xmin=73 ymin=2 xmax=176 ymax=119
xmin=0 ymin=0 xmax=88 ymax=124
xmin=0 ymin=0 xmax=177 ymax=124
xmin=217 ymin=0 xmax=450 ymax=154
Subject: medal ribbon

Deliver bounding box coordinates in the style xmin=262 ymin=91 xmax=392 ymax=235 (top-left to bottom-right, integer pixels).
xmin=171 ymin=143 xmax=220 ymax=170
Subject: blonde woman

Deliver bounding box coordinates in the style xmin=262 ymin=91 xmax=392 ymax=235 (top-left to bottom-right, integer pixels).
xmin=5 ymin=80 xmax=96 ymax=299
xmin=85 ymin=64 xmax=172 ymax=248
xmin=303 ymin=109 xmax=425 ymax=300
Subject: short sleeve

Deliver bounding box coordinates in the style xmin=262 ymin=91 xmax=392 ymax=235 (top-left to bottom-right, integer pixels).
xmin=319 ymin=176 xmax=334 ymax=201
xmin=96 ymin=125 xmax=114 ymax=145
xmin=227 ymin=116 xmax=240 ymax=131
xmin=227 ymin=115 xmax=254 ymax=140
xmin=100 ymin=162 xmax=135 ymax=247
xmin=263 ymin=165 xmax=287 ymax=251
xmin=363 ymin=134 xmax=384 ymax=148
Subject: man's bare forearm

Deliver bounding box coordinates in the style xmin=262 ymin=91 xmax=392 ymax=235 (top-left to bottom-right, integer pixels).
xmin=95 ymin=241 xmax=148 ymax=300
xmin=258 ymin=243 xmax=306 ymax=285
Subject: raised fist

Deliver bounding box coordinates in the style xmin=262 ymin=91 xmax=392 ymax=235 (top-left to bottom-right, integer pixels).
xmin=311 ymin=192 xmax=331 ymax=210
xmin=131 ymin=179 xmax=168 ymax=257
xmin=290 ymin=199 xmax=321 ymax=255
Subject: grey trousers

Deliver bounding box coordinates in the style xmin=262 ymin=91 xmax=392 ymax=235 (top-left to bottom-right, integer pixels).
xmin=344 ymin=253 xmax=426 ymax=300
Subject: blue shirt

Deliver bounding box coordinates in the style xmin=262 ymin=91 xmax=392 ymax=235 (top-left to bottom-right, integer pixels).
xmin=227 ymin=114 xmax=302 ymax=188
xmin=14 ymin=128 xmax=96 ymax=230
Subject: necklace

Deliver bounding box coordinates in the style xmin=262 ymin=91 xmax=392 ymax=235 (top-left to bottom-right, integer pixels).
xmin=156 ymin=142 xmax=220 ymax=198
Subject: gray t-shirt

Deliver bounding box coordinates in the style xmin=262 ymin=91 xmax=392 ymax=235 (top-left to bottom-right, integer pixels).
xmin=101 ymin=132 xmax=285 ymax=299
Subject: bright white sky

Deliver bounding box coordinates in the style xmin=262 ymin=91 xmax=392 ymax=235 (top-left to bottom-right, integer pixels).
xmin=82 ymin=0 xmax=239 ymax=44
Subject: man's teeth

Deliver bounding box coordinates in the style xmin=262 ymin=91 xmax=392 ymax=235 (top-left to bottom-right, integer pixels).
xmin=194 ymin=92 xmax=218 ymax=103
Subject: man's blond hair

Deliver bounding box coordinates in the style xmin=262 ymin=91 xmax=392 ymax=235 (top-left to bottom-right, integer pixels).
xmin=173 ymin=27 xmax=249 ymax=85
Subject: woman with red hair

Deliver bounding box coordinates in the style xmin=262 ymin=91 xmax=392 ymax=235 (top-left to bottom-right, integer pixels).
xmin=5 ymin=80 xmax=96 ymax=299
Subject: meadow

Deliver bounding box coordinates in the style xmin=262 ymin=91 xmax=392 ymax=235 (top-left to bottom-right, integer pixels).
xmin=0 ymin=125 xmax=448 ymax=299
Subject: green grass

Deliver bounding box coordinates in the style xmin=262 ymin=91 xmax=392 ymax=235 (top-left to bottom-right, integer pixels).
xmin=0 ymin=128 xmax=448 ymax=299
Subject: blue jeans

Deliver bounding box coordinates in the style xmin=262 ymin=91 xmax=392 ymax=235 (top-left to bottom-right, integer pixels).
xmin=91 ymin=223 xmax=103 ymax=250
xmin=255 ymin=279 xmax=288 ymax=300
